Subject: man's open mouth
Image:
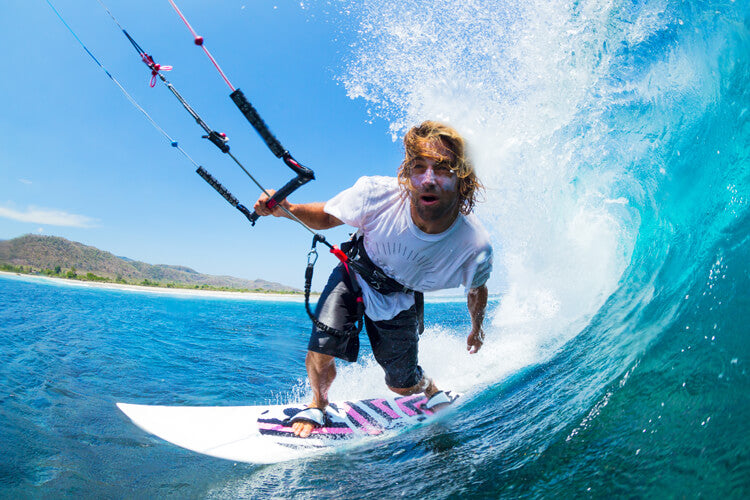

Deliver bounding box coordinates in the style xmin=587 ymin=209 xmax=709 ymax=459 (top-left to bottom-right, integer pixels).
xmin=420 ymin=194 xmax=439 ymax=204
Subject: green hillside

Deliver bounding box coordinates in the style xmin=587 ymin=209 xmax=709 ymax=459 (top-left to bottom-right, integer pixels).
xmin=0 ymin=234 xmax=298 ymax=293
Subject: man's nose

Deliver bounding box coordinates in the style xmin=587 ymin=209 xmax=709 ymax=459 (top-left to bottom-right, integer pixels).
xmin=422 ymin=166 xmax=437 ymax=183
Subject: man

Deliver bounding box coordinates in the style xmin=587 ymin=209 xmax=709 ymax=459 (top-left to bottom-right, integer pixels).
xmin=254 ymin=121 xmax=492 ymax=438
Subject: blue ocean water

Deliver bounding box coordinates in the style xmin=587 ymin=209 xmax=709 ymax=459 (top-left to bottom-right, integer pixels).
xmin=3 ymin=0 xmax=750 ymax=497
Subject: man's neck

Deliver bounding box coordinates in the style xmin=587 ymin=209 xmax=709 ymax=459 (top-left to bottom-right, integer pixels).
xmin=410 ymin=206 xmax=460 ymax=234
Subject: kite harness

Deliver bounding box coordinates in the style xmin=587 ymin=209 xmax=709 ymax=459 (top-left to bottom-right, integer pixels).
xmin=306 ymin=235 xmax=424 ymax=337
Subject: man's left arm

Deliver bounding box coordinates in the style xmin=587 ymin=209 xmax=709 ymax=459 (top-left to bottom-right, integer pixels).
xmin=466 ymin=284 xmax=488 ymax=354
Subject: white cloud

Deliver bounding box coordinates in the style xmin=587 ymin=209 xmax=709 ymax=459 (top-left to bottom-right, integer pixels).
xmin=19 ymin=179 xmax=32 ymax=185
xmin=0 ymin=206 xmax=98 ymax=228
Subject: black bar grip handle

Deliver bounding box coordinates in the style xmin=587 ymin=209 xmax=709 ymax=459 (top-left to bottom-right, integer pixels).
xmin=197 ymin=167 xmax=238 ymax=206
xmin=197 ymin=167 xmax=256 ymax=225
xmin=247 ymin=210 xmax=260 ymax=225
xmin=262 ymin=174 xmax=314 ymax=212
xmin=230 ymin=88 xmax=286 ymax=158
xmin=253 ymin=172 xmax=316 ymax=226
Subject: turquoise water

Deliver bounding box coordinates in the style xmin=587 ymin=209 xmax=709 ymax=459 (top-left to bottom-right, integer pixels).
xmin=3 ymin=0 xmax=750 ymax=497
xmin=1 ymin=213 xmax=748 ymax=498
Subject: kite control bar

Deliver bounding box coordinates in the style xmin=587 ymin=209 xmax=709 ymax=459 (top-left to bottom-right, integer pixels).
xmin=196 ymin=167 xmax=256 ymax=224
xmin=164 ymin=0 xmax=317 ymax=226
xmin=230 ymin=89 xmax=315 ymax=225
xmin=95 ymin=0 xmax=317 ymax=228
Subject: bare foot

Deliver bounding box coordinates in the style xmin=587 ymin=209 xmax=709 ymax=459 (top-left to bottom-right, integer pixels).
xmin=291 ymin=406 xmax=326 ymax=438
xmin=292 ymin=420 xmax=319 ymax=438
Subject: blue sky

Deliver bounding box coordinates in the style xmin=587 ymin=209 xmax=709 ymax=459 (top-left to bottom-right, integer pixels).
xmin=1 ymin=1 xmax=405 ymax=290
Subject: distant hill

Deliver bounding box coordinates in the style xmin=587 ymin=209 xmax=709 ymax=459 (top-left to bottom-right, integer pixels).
xmin=0 ymin=234 xmax=298 ymax=293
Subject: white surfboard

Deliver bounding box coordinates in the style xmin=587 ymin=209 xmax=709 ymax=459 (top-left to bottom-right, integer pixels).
xmin=117 ymin=393 xmax=458 ymax=464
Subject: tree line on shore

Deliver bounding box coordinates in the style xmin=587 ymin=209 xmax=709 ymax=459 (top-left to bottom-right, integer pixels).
xmin=0 ymin=234 xmax=300 ymax=293
xmin=0 ymin=262 xmax=295 ymax=294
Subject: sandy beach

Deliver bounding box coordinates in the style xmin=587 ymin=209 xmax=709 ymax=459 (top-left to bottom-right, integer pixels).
xmin=0 ymin=271 xmax=487 ymax=303
xmin=0 ymin=271 xmax=307 ymax=302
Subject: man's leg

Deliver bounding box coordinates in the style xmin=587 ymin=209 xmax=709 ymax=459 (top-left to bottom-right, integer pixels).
xmin=365 ymin=306 xmax=441 ymax=400
xmin=295 ymin=264 xmax=361 ymax=438
xmin=292 ymin=350 xmax=337 ymax=438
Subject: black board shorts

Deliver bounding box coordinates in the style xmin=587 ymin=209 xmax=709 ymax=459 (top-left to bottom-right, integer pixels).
xmin=308 ymin=264 xmax=424 ymax=389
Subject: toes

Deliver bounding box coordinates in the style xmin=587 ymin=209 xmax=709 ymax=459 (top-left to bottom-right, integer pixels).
xmin=291 ymin=421 xmax=315 ymax=438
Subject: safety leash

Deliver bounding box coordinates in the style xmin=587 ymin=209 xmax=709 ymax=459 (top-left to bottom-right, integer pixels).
xmin=304 ymin=236 xmax=364 ymax=337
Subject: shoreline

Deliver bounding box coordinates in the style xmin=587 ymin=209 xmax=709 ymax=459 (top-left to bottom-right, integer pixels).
xmin=0 ymin=271 xmax=496 ymax=303
xmin=0 ymin=271 xmax=307 ymax=302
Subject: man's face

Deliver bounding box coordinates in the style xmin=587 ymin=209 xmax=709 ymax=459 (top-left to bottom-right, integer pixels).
xmin=407 ymin=140 xmax=460 ymax=231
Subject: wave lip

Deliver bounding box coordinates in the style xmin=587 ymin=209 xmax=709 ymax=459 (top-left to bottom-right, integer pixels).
xmin=328 ymin=0 xmax=750 ymax=496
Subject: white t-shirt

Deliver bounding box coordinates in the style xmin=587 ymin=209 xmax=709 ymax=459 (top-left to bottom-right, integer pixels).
xmin=325 ymin=176 xmax=492 ymax=321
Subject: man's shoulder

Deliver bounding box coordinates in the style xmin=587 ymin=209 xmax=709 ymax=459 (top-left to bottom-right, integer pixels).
xmin=326 ymin=176 xmax=401 ymax=227
xmin=352 ymin=175 xmax=398 ymax=191
xmin=350 ymin=175 xmax=401 ymax=209
xmin=457 ymin=213 xmax=492 ymax=249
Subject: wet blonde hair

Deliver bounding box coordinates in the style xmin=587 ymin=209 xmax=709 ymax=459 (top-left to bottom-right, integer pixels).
xmin=397 ymin=120 xmax=483 ymax=215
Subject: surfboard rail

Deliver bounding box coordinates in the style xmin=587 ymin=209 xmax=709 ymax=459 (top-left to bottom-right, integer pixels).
xmin=117 ymin=393 xmax=457 ymax=464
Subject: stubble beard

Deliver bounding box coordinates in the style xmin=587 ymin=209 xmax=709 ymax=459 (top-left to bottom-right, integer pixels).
xmin=410 ymin=190 xmax=459 ymax=224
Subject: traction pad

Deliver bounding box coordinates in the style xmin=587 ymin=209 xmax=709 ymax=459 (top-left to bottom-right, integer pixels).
xmin=257 ymin=394 xmax=445 ymax=444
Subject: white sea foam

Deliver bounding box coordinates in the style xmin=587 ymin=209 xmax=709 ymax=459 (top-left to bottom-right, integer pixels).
xmin=292 ymin=0 xmax=661 ymax=400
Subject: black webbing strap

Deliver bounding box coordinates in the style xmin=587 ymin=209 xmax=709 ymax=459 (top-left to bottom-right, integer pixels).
xmin=343 ymin=235 xmax=416 ymax=295
xmin=341 ymin=235 xmax=425 ymax=334
xmin=303 ymin=234 xmax=425 ymax=337
xmin=304 ymin=235 xmax=363 ymax=338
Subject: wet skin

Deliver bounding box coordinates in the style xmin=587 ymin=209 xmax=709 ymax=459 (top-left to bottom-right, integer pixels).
xmin=407 ymin=142 xmax=460 ymax=234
